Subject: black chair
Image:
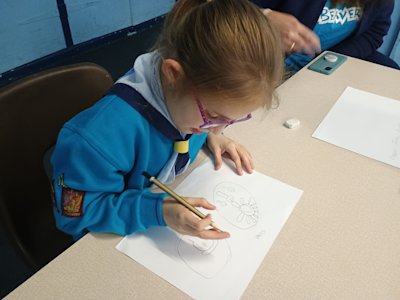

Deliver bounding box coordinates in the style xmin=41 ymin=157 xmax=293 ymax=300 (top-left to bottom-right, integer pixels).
xmin=0 ymin=63 xmax=113 ymax=272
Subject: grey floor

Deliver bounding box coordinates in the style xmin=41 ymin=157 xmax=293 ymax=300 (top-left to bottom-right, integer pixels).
xmin=0 ymin=22 xmax=162 ymax=298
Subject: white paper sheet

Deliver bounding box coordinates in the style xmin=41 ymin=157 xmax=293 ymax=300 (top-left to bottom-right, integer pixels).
xmin=116 ymin=159 xmax=302 ymax=300
xmin=313 ymin=87 xmax=400 ymax=168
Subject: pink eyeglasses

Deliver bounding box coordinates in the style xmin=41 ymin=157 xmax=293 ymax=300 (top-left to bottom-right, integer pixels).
xmin=195 ymin=96 xmax=252 ymax=129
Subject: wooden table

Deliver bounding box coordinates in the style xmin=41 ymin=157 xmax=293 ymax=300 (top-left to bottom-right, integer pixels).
xmin=6 ymin=54 xmax=400 ymax=299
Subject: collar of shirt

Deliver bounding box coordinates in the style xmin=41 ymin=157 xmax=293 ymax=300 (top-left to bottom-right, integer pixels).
xmin=116 ymin=51 xmax=185 ymax=139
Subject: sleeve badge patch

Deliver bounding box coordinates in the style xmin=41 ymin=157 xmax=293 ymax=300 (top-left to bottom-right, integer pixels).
xmin=62 ymin=187 xmax=85 ymax=217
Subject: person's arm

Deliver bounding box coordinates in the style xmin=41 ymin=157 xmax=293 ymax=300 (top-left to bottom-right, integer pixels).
xmin=263 ymin=9 xmax=321 ymax=55
xmin=250 ymin=0 xmax=321 ymax=55
xmin=329 ymin=1 xmax=394 ymax=59
xmin=52 ymin=124 xmax=229 ymax=240
xmin=51 ymin=126 xmax=167 ymax=239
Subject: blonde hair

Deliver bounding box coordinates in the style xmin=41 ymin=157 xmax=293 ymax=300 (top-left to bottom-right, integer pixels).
xmin=156 ymin=0 xmax=283 ymax=109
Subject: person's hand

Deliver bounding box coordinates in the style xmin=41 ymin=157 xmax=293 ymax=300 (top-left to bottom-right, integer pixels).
xmin=163 ymin=196 xmax=230 ymax=239
xmin=207 ymin=132 xmax=254 ymax=175
xmin=263 ymin=10 xmax=321 ymax=56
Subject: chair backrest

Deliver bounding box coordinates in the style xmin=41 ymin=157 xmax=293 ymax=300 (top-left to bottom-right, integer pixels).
xmin=0 ymin=63 xmax=113 ymax=271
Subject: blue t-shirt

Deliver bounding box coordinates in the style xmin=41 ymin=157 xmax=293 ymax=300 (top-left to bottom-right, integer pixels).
xmin=285 ymin=0 xmax=362 ymax=72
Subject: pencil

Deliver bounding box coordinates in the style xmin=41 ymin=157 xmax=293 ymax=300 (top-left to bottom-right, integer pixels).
xmin=142 ymin=171 xmax=222 ymax=231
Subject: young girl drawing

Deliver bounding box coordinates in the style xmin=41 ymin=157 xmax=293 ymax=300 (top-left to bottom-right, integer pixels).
xmin=51 ymin=0 xmax=283 ymax=240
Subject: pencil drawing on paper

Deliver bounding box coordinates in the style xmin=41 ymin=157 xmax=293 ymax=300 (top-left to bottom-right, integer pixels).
xmin=177 ymin=236 xmax=231 ymax=279
xmin=212 ymin=182 xmax=259 ymax=229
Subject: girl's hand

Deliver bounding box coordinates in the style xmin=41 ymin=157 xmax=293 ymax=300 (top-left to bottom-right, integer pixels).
xmin=162 ymin=196 xmax=230 ymax=239
xmin=207 ymin=132 xmax=254 ymax=175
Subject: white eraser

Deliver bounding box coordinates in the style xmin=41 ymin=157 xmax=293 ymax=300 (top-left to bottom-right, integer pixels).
xmin=283 ymin=118 xmax=300 ymax=129
xmin=324 ymin=54 xmax=338 ymax=63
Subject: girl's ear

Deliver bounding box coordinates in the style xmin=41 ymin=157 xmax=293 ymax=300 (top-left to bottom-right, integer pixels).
xmin=161 ymin=59 xmax=185 ymax=88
